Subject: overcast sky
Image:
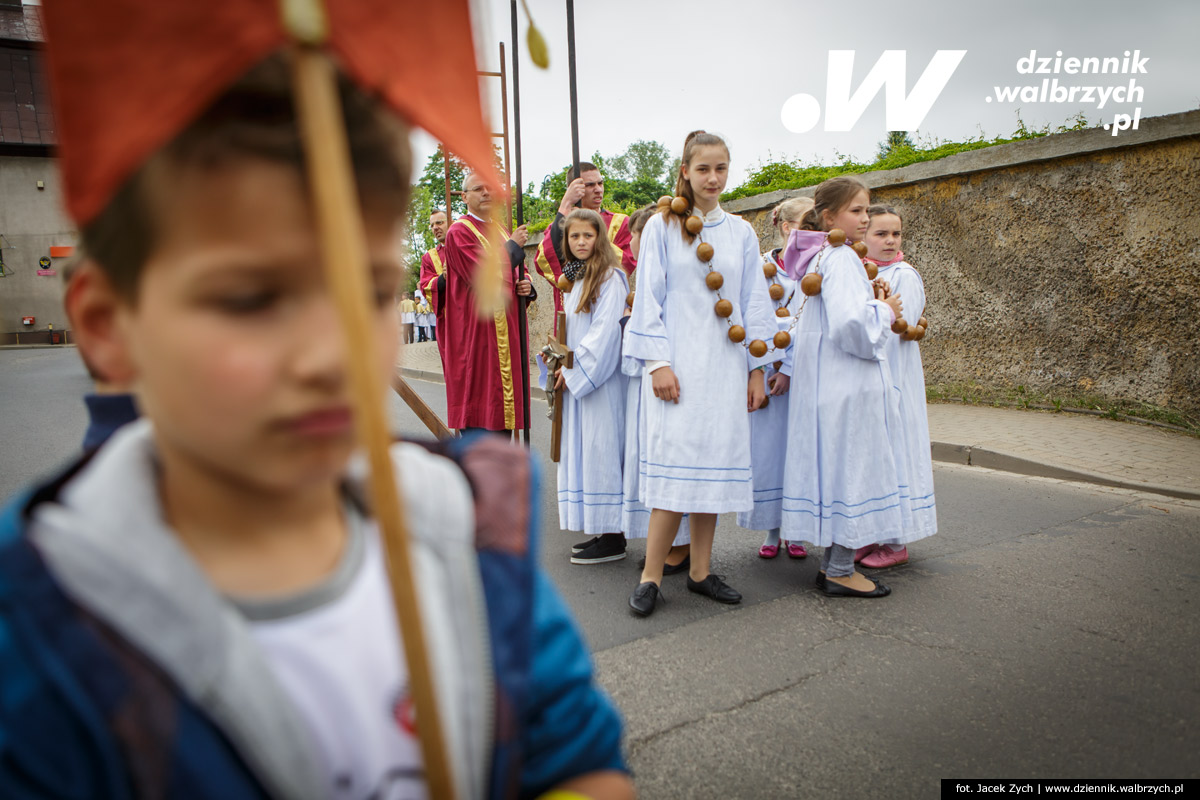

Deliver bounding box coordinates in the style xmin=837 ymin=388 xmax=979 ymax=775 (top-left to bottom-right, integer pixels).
xmin=410 ymin=0 xmax=1200 ymax=192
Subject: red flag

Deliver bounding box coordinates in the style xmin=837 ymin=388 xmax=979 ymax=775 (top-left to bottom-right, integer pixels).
xmin=40 ymin=0 xmax=498 ymax=225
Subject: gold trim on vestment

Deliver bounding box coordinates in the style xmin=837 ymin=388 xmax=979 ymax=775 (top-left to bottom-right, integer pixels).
xmin=456 ymin=218 xmax=516 ymax=429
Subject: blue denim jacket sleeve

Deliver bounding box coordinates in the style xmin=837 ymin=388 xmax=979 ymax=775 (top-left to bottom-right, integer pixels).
xmin=518 ymin=569 xmax=627 ymax=797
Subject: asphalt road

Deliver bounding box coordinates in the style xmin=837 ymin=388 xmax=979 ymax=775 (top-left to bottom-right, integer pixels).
xmin=2 ymin=348 xmax=1197 ymax=795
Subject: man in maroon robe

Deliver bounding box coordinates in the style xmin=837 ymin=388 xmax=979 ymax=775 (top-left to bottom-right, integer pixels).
xmin=533 ymin=162 xmax=637 ymax=322
xmin=440 ymin=174 xmax=533 ymax=433
xmin=418 ymin=208 xmax=449 ymax=365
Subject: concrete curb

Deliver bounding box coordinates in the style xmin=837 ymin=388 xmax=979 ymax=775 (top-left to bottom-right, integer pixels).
xmin=398 ymin=367 xmax=445 ymax=385
xmin=396 ymin=372 xmax=1200 ymax=502
xmin=930 ymin=442 xmax=1200 ymax=502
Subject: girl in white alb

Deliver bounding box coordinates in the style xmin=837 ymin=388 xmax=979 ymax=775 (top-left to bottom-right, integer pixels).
xmin=553 ymin=209 xmax=631 ymax=565
xmin=854 ymin=204 xmax=937 ymax=569
xmin=777 ymin=176 xmax=908 ymax=599
xmin=620 ymin=204 xmax=692 ymax=574
xmin=622 ymin=130 xmax=776 ymax=617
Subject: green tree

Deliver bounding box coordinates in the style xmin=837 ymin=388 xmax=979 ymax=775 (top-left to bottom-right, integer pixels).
xmin=417 ymin=145 xmax=469 ymax=218
xmin=608 ymin=139 xmax=672 ymax=187
xmin=402 ymin=184 xmax=437 ymax=293
xmin=516 ymin=138 xmax=677 ymax=233
xmin=875 ymin=131 xmax=915 ymax=162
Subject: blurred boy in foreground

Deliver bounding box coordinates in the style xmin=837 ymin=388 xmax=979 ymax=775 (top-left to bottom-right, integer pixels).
xmin=0 ymin=57 xmax=631 ymax=800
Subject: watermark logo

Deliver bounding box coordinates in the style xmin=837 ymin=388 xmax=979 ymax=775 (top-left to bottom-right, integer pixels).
xmin=988 ymin=50 xmax=1148 ymax=136
xmin=781 ymin=50 xmax=967 ymax=134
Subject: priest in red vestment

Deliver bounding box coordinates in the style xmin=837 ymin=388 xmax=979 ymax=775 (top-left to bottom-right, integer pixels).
xmin=440 ymin=174 xmax=533 ymax=432
xmin=418 ymin=207 xmax=449 ymax=366
xmin=533 ymin=162 xmax=637 ymax=323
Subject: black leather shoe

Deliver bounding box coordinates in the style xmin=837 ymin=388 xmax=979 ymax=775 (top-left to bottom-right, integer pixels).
xmin=629 ymin=582 xmax=662 ymax=616
xmin=686 ymin=574 xmax=742 ymax=604
xmin=821 ymin=576 xmax=891 ymax=598
xmin=815 ymin=571 xmax=826 ymax=589
xmin=636 ymin=554 xmax=691 ymax=575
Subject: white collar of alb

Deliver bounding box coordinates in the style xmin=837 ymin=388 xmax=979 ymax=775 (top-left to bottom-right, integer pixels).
xmin=697 ymin=204 xmax=723 ymax=223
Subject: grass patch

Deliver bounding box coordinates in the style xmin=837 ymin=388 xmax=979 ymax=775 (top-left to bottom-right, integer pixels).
xmin=926 ymin=381 xmax=1200 ymax=437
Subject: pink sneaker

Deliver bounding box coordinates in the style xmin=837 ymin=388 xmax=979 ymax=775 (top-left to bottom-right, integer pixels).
xmin=854 ymin=544 xmax=880 ymax=563
xmin=785 ymin=542 xmax=808 ymax=559
xmin=860 ymin=545 xmax=908 ymax=569
xmin=758 ymin=543 xmax=780 ymax=559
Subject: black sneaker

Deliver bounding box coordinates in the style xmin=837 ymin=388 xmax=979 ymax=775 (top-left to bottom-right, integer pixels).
xmin=571 ymin=536 xmax=601 ymax=554
xmin=570 ymin=534 xmax=627 ymax=565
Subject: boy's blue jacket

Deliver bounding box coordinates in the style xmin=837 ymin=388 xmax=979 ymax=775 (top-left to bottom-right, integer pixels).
xmin=0 ymin=424 xmax=625 ymax=799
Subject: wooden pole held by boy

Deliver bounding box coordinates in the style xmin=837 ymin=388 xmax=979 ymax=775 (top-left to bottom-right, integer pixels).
xmin=392 ymin=371 xmax=454 ymax=440
xmin=285 ymin=5 xmax=456 ymax=797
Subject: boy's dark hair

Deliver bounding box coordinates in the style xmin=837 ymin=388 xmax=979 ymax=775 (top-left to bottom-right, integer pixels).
xmin=81 ymin=55 xmax=412 ymax=301
xmin=568 ymin=161 xmax=600 ymax=181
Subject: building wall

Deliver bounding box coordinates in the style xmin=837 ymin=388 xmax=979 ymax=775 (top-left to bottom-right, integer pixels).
xmin=0 ymin=154 xmax=75 ymax=342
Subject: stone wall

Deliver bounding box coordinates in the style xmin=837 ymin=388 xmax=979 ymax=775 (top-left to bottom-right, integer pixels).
xmin=541 ymin=110 xmax=1198 ymax=416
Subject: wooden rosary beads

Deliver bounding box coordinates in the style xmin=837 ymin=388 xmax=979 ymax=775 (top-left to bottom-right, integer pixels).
xmin=657 ymin=194 xmax=781 ymax=357
xmin=795 ymin=228 xmax=929 ymax=342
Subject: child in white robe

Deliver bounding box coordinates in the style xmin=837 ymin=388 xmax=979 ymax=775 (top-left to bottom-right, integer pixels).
xmin=554 ymin=209 xmax=631 ymax=564
xmin=623 ymin=131 xmax=777 ymax=616
xmin=740 ymin=197 xmax=812 ymax=561
xmin=621 ymin=205 xmax=692 ymax=574
xmin=777 ymin=176 xmax=907 ymax=598
xmin=855 ymin=205 xmax=937 ymax=569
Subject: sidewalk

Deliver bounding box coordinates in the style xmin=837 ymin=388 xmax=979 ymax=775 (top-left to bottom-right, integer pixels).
xmin=398 ymin=340 xmax=1200 ymax=501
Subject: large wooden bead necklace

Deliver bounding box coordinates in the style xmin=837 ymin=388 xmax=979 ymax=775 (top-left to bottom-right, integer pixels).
xmin=657 ymin=194 xmax=782 ymax=357
xmin=796 ymin=228 xmax=929 ymax=342
xmin=763 ymin=252 xmax=796 ymax=321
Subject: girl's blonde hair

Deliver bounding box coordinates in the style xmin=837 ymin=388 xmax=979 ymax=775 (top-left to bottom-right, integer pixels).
xmin=562 ymin=208 xmax=619 ymax=314
xmin=799 ymin=176 xmax=869 ymax=232
xmin=771 ymin=197 xmax=813 ymax=229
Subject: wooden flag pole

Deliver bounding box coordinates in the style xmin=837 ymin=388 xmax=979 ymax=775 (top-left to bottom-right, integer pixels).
xmin=392 ymin=371 xmax=454 ymax=440
xmin=565 ymin=0 xmax=581 ymax=177
xmin=289 ymin=44 xmax=457 ymax=799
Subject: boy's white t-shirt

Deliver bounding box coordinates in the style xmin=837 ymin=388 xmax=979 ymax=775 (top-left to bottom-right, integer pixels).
xmin=234 ymin=512 xmax=427 ymax=800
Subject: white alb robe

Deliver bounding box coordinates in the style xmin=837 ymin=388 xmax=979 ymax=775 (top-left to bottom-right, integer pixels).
xmin=557 ymin=268 xmax=629 ymax=533
xmin=623 ymin=208 xmax=776 ymax=514
xmin=877 ymin=260 xmax=937 ymax=541
xmin=779 ymin=239 xmax=915 ymax=548
xmin=737 ymin=249 xmax=799 ymax=532
xmin=621 ymin=369 xmax=691 ymax=544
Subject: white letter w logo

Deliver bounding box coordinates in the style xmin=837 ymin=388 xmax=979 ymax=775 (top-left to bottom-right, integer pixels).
xmin=782 ymin=50 xmax=966 ymax=133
